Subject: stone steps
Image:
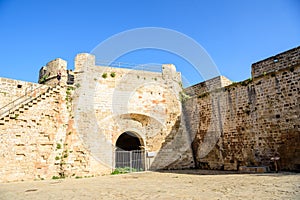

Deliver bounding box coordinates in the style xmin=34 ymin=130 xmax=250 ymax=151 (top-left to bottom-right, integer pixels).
xmin=0 ymin=85 xmax=60 ymax=126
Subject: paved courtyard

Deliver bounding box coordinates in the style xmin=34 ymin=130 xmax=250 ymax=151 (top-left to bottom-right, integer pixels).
xmin=0 ymin=170 xmax=299 ymax=200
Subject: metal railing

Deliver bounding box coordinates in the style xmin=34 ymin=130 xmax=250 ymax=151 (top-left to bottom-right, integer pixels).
xmin=0 ymin=84 xmax=50 ymax=119
xmin=96 ymin=60 xmax=162 ymax=73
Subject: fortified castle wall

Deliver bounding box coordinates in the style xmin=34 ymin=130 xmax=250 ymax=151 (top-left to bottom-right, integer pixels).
xmin=0 ymin=46 xmax=299 ymax=182
xmin=71 ymin=53 xmax=194 ymax=170
xmin=0 ymin=79 xmax=110 ymax=182
xmin=0 ymin=53 xmax=195 ymax=182
xmin=184 ymin=46 xmax=300 ymax=171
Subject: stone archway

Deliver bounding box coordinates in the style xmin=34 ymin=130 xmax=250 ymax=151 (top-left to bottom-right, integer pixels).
xmin=116 ymin=132 xmax=143 ymax=151
xmin=115 ymin=132 xmax=145 ymax=171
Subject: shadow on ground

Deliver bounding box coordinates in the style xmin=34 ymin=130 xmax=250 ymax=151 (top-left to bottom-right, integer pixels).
xmin=154 ymin=169 xmax=300 ymax=177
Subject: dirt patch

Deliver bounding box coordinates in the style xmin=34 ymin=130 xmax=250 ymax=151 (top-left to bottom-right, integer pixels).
xmin=0 ymin=170 xmax=299 ymax=200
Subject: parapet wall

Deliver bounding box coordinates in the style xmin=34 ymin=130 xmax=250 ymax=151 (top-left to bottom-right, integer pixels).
xmin=251 ymin=46 xmax=300 ymax=78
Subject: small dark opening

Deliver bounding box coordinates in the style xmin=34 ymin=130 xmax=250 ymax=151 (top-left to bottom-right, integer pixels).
xmin=17 ymin=84 xmax=22 ymax=88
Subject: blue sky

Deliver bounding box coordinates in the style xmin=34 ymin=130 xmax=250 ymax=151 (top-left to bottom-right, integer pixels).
xmin=0 ymin=0 xmax=299 ymax=86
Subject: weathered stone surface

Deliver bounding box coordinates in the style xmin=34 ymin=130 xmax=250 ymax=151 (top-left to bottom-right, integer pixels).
xmin=72 ymin=53 xmax=194 ymax=170
xmin=0 ymin=46 xmax=299 ymax=182
xmin=0 ymin=53 xmax=195 ymax=182
xmin=185 ymin=46 xmax=300 ymax=171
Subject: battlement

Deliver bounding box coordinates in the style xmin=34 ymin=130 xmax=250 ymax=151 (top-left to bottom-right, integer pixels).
xmin=39 ymin=53 xmax=180 ymax=87
xmin=251 ymin=46 xmax=300 ymax=78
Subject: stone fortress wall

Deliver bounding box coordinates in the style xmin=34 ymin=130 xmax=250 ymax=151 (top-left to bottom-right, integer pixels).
xmin=71 ymin=53 xmax=194 ymax=170
xmin=0 ymin=77 xmax=111 ymax=182
xmin=184 ymin=46 xmax=300 ymax=171
xmin=0 ymin=46 xmax=299 ymax=182
xmin=0 ymin=53 xmax=195 ymax=182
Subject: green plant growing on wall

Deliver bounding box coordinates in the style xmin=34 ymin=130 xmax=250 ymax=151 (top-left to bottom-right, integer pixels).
xmin=178 ymin=81 xmax=183 ymax=88
xmin=198 ymin=92 xmax=209 ymax=99
xmin=39 ymin=74 xmax=49 ymax=84
xmin=102 ymin=73 xmax=108 ymax=78
xmin=263 ymin=72 xmax=266 ymax=76
xmin=240 ymin=78 xmax=253 ymax=86
xmin=110 ymin=72 xmax=116 ymax=77
xmin=179 ymin=91 xmax=191 ymax=102
xmin=0 ymin=91 xmax=7 ymax=96
xmin=11 ymin=114 xmax=19 ymax=119
xmin=75 ymin=83 xmax=80 ymax=88
xmin=55 ymin=156 xmax=60 ymax=160
xmin=56 ymin=143 xmax=62 ymax=150
xmin=65 ymin=87 xmax=74 ymax=117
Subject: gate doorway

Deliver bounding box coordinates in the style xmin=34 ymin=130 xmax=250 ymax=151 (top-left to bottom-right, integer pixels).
xmin=115 ymin=132 xmax=145 ymax=172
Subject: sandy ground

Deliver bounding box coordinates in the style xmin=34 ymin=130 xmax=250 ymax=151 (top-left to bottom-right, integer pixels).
xmin=0 ymin=170 xmax=299 ymax=200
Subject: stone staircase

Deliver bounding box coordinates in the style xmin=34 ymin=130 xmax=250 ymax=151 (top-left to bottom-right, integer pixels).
xmin=0 ymin=85 xmax=61 ymax=125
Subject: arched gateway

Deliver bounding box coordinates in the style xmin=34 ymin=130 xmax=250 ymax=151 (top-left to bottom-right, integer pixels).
xmin=115 ymin=132 xmax=145 ymax=171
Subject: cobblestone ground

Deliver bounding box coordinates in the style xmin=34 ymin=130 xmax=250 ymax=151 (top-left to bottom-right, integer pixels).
xmin=0 ymin=170 xmax=299 ymax=200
